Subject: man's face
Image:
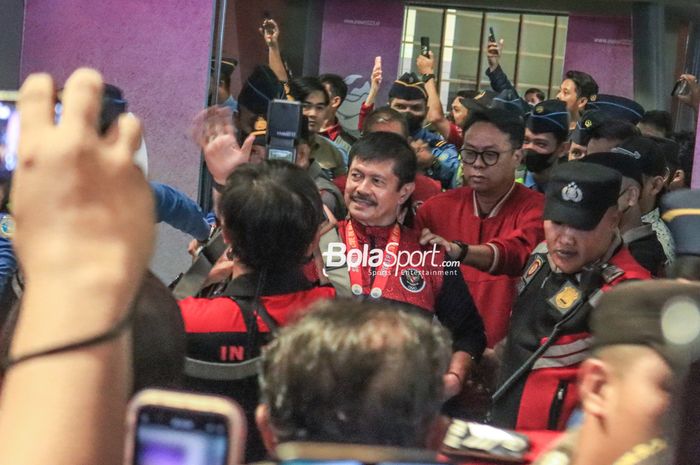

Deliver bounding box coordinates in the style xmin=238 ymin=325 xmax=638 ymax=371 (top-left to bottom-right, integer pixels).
xmin=302 ymin=90 xmax=329 ymax=133
xmin=462 ymin=121 xmax=521 ymax=196
xmin=544 ymin=207 xmax=619 ymax=274
xmin=390 ymin=98 xmax=427 ymax=134
xmin=451 ymin=97 xmax=469 ymax=127
xmin=345 ymin=158 xmax=414 ymax=227
xmin=556 ymin=79 xmax=583 ymax=118
xmin=600 ymin=347 xmax=674 ymax=450
xmin=523 ymin=128 xmax=559 ymax=155
xmin=568 ymin=141 xmax=587 ymax=161
xmin=524 ymin=91 xmax=543 ymax=106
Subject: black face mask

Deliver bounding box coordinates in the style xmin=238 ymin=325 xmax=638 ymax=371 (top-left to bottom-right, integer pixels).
xmin=524 ymin=149 xmax=557 ymax=173
xmin=405 ymin=113 xmax=425 ymax=135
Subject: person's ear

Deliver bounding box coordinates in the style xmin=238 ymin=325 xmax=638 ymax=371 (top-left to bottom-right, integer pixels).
xmin=670 ymin=169 xmax=686 ymax=189
xmin=576 ymin=97 xmax=588 ymax=112
xmin=627 ymin=184 xmax=641 ymax=206
xmin=255 ymin=404 xmax=279 ymax=458
xmin=331 ymin=95 xmax=342 ymax=110
xmin=398 ymin=181 xmax=416 ymax=205
xmin=650 ymin=175 xmax=666 ymax=196
xmin=513 ymin=147 xmax=523 ymax=164
xmin=578 ymin=358 xmax=611 ymax=419
xmin=221 ymin=224 xmax=232 ymax=245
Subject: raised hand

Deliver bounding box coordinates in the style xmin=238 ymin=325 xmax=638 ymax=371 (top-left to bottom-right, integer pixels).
xmin=191 ymin=106 xmax=254 ymax=184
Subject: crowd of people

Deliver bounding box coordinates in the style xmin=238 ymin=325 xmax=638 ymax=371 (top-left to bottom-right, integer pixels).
xmin=1 ymin=16 xmax=700 ymax=465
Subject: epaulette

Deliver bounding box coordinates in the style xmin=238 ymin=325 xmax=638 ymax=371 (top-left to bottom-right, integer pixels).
xmin=601 ymin=264 xmax=624 ymax=284
xmin=435 ymin=140 xmax=447 ymax=148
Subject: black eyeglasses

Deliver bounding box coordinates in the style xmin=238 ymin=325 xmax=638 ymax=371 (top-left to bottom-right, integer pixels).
xmin=460 ymin=148 xmax=513 ymax=167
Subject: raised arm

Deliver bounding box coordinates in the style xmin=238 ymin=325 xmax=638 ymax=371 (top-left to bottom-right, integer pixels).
xmin=417 ymin=51 xmax=452 ymax=140
xmin=260 ymin=19 xmax=289 ymax=83
xmin=0 ymin=68 xmax=155 ymax=465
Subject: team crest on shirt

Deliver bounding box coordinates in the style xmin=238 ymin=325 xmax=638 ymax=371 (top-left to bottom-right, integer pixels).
xmin=525 ymin=256 xmax=544 ymax=280
xmin=548 ymin=281 xmax=582 ymax=314
xmin=400 ymin=268 xmax=426 ymax=293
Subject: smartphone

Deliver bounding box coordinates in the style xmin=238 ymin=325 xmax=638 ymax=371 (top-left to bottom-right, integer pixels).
xmin=488 ymin=27 xmax=496 ymax=43
xmin=672 ymin=79 xmax=690 ymax=97
xmin=124 ymin=389 xmax=246 ymax=465
xmin=262 ymin=12 xmax=275 ymax=35
xmin=0 ymin=87 xmax=123 ymax=175
xmin=420 ymin=36 xmax=430 ymax=57
xmin=0 ymin=91 xmax=20 ymax=173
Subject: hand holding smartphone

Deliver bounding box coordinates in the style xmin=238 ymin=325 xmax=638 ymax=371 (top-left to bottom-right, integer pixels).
xmin=420 ymin=37 xmax=430 ymax=57
xmin=124 ymin=389 xmax=246 ymax=465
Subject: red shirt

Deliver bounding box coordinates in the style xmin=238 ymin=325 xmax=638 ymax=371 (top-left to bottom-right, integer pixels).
xmin=320 ymin=121 xmax=343 ymax=142
xmin=447 ymin=122 xmax=464 ymax=147
xmin=415 ymin=183 xmax=545 ymax=346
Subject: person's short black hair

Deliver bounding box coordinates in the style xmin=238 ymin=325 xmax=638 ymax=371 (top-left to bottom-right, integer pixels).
xmin=319 ymin=73 xmax=347 ymax=103
xmin=259 ymin=299 xmax=451 ymax=447
xmin=456 ymin=89 xmax=479 ymax=100
xmin=289 ymin=76 xmax=330 ymax=105
xmin=219 ymin=161 xmax=323 ymax=272
xmin=565 ymin=70 xmax=599 ymax=99
xmin=362 ymin=106 xmax=409 ymax=138
xmin=589 ymin=119 xmax=640 ymax=144
xmin=640 ymin=110 xmax=673 ymax=138
xmin=463 ymin=108 xmax=525 ymax=149
xmin=349 ymin=132 xmax=417 ymax=188
xmin=524 ymin=87 xmax=546 ymax=101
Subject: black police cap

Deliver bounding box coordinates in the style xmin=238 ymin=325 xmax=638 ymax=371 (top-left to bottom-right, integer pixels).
xmin=489 ymin=88 xmax=529 ymax=117
xmin=210 ymin=58 xmax=238 ymax=78
xmin=660 ymin=189 xmax=700 ymax=256
xmin=570 ymin=109 xmax=610 ymax=146
xmin=579 ymin=151 xmax=644 ymax=186
xmin=613 ymin=136 xmax=667 ymax=177
xmin=527 ymin=99 xmax=569 ymax=137
xmin=238 ymin=65 xmax=286 ymax=117
xmin=388 ymin=73 xmax=427 ymax=101
xmin=587 ymin=93 xmax=645 ymax=125
xmin=461 ymin=89 xmax=495 ymax=111
xmin=591 ymin=280 xmax=700 ymax=372
xmin=544 ymin=161 xmax=621 ymax=230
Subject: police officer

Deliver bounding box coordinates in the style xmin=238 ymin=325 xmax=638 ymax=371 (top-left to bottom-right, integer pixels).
xmin=490 ymin=162 xmax=651 ymax=431
xmin=522 ymin=99 xmax=570 ymax=191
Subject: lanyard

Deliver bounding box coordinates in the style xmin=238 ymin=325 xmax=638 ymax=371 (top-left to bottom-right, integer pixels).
xmin=345 ymin=221 xmax=401 ymax=299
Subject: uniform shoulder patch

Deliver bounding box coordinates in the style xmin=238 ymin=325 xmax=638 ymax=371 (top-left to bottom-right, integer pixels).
xmin=601 ymin=264 xmax=624 ymax=283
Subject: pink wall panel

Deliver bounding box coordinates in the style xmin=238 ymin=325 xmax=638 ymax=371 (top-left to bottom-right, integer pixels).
xmin=21 ymin=0 xmax=215 ymax=281
xmin=563 ymin=14 xmax=634 ymax=98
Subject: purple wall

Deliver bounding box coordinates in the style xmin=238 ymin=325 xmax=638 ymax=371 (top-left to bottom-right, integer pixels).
xmin=563 ymin=15 xmax=633 ymax=98
xmin=318 ymin=0 xmax=404 ymax=131
xmin=21 ymin=0 xmax=215 ymax=281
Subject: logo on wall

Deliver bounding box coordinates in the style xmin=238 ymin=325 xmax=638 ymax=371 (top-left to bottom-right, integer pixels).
xmin=400 ymin=268 xmax=426 ymax=293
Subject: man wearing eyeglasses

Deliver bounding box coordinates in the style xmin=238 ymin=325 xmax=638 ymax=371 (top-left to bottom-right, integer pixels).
xmin=289 ymin=76 xmax=347 ymax=178
xmin=416 ymin=108 xmax=545 ymax=347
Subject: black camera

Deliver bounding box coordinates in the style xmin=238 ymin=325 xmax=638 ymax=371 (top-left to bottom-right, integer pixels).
xmin=266 ymin=99 xmax=302 ymax=164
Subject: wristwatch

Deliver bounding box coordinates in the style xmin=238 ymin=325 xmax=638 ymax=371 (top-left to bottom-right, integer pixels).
xmin=422 ymin=73 xmax=435 ymax=83
xmin=452 ymin=240 xmax=469 ymax=263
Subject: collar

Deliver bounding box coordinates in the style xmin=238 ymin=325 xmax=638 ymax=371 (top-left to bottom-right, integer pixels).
xmin=641 ymin=207 xmax=660 ymax=224
xmin=347 ymin=218 xmax=400 ymax=242
xmin=222 ymin=269 xmax=312 ymax=297
xmin=320 ymin=120 xmax=342 ymax=141
xmin=472 ymin=182 xmax=516 ymax=218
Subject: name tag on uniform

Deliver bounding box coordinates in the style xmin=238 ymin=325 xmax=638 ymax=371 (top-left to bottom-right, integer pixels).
xmin=548 ymin=280 xmax=583 ymax=314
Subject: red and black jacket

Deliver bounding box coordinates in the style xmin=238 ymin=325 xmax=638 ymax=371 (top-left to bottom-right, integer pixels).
xmin=491 ymin=242 xmax=651 ymax=431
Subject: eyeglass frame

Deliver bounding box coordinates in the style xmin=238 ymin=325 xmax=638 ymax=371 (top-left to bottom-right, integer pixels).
xmin=459 ymin=147 xmax=517 ymax=167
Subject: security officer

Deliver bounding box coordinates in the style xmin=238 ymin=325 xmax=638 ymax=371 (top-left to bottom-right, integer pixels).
xmin=490 ymin=162 xmax=651 ymax=431
xmin=567 ymin=109 xmax=609 ymax=161
xmin=522 ymin=99 xmax=570 ymax=191
xmin=532 ymin=280 xmax=698 ymax=465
